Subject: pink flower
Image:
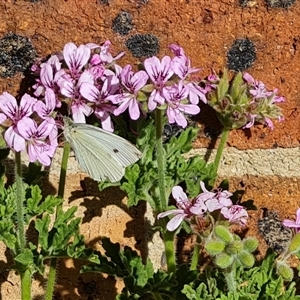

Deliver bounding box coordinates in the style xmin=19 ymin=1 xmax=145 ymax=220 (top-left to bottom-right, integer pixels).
xmin=198 ymin=182 xmax=232 ymax=212
xmin=157 ymin=186 xmax=195 ymax=231
xmin=17 ymin=117 xmax=58 ymax=166
xmin=185 ymin=82 xmax=207 ymax=105
xmin=221 ymin=205 xmax=248 ymax=226
xmin=243 ymin=113 xmax=257 ymax=129
xmin=112 ymin=65 xmax=149 ymax=120
xmin=144 ymin=56 xmax=174 ymax=110
xmin=0 ymin=92 xmax=37 ymax=151
xmin=164 ymin=82 xmax=200 ymax=128
xmin=34 ymin=55 xmax=65 ymax=101
xmin=168 ymin=43 xmax=186 ymax=57
xmin=63 ymin=42 xmax=91 ymax=77
xmin=59 ymin=70 xmax=94 ymax=99
xmin=283 ymin=208 xmax=300 ymax=233
xmin=34 ymin=88 xmax=56 ymax=120
xmin=80 ymin=75 xmax=119 ymax=131
xmin=58 ymin=70 xmax=95 ymax=123
xmin=171 ymin=54 xmax=201 ymax=80
xmin=99 ymin=40 xmax=124 ymax=64
xmin=243 ymin=73 xmax=284 ymax=101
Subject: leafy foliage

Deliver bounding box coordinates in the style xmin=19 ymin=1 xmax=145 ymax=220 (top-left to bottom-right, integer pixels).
xmin=0 ymin=179 xmax=98 ymax=276
xmin=82 ymin=239 xmax=300 ymax=299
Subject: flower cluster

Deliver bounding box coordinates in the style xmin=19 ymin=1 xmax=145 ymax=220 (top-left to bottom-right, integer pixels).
xmin=0 ymin=92 xmax=57 ymax=166
xmin=206 ymin=69 xmax=285 ymax=130
xmin=0 ymin=40 xmax=285 ymax=168
xmin=157 ymin=182 xmax=248 ymax=232
xmin=32 ymin=41 xmax=207 ymax=131
xmin=0 ymin=41 xmax=207 ymax=166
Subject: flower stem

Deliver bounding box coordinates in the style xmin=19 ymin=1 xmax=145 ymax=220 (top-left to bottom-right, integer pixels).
xmin=45 ymin=258 xmax=58 ymax=300
xmin=212 ymin=128 xmax=230 ymax=184
xmin=155 ymin=109 xmax=166 ymax=211
xmin=163 ymin=230 xmax=176 ymax=273
xmin=20 ymin=269 xmax=32 ymax=300
xmin=57 ymin=142 xmax=71 ymax=206
xmin=154 ymin=110 xmax=176 ymax=272
xmin=225 ymin=262 xmax=237 ymax=293
xmin=190 ymin=241 xmax=200 ymax=270
xmin=15 ymin=151 xmax=26 ymax=252
xmin=45 ymin=142 xmax=70 ymax=300
xmin=15 ymin=152 xmax=32 ymax=300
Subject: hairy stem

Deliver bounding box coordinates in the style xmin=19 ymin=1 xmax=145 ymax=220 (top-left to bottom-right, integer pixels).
xmin=15 ymin=151 xmax=26 ymax=252
xmin=15 ymin=152 xmax=31 ymax=300
xmin=57 ymin=142 xmax=71 ymax=206
xmin=190 ymin=242 xmax=200 ymax=270
xmin=163 ymin=229 xmax=176 ymax=273
xmin=45 ymin=143 xmax=70 ymax=300
xmin=44 ymin=258 xmax=58 ymax=300
xmin=20 ymin=269 xmax=32 ymax=300
xmin=212 ymin=128 xmax=230 ymax=185
xmin=155 ymin=109 xmax=166 ymax=211
xmin=225 ymin=262 xmax=237 ymax=293
xmin=155 ymin=110 xmax=176 ymax=272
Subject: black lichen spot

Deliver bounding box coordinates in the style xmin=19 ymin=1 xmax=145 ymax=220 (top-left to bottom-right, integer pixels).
xmin=227 ymin=38 xmax=256 ymax=72
xmin=97 ymin=0 xmax=109 ymax=4
xmin=239 ymin=0 xmax=257 ymax=7
xmin=112 ymin=12 xmax=133 ymax=36
xmin=0 ymin=33 xmax=36 ymax=78
xmin=258 ymin=209 xmax=292 ymax=253
xmin=265 ymin=0 xmax=296 ymax=7
xmin=125 ymin=34 xmax=159 ymax=58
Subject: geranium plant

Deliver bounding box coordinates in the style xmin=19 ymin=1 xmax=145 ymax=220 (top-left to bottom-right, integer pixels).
xmin=0 ymin=40 xmax=298 ymax=300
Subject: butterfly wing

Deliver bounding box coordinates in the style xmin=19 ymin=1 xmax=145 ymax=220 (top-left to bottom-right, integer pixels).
xmin=74 ymin=123 xmax=142 ymax=166
xmin=64 ymin=120 xmax=142 ymax=182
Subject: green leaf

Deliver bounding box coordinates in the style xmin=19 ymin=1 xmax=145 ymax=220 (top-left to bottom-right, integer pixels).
xmin=217 ymin=69 xmax=229 ymax=101
xmin=215 ymin=253 xmax=234 ymax=269
xmin=54 ymin=206 xmax=77 ymax=226
xmin=0 ymin=228 xmax=16 ymax=250
xmin=39 ymin=195 xmax=62 ymax=214
xmin=14 ymin=248 xmax=34 ymax=266
xmin=276 ymin=261 xmax=294 ymax=282
xmin=238 ymin=251 xmax=255 ymax=268
xmin=52 ymin=218 xmax=81 ymax=251
xmin=205 ymin=239 xmax=225 ymax=255
xmin=288 ymin=233 xmax=300 ymax=253
xmin=214 ymin=225 xmax=233 ymax=244
xmin=26 ymin=185 xmax=43 ymax=213
xmin=226 ymin=240 xmax=243 ymax=255
xmin=35 ymin=215 xmax=51 ymax=249
xmin=243 ymin=238 xmax=258 ymax=253
xmin=230 ymin=72 xmax=244 ymax=102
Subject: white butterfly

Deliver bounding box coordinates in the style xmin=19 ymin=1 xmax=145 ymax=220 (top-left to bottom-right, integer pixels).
xmin=63 ymin=118 xmax=142 ymax=182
